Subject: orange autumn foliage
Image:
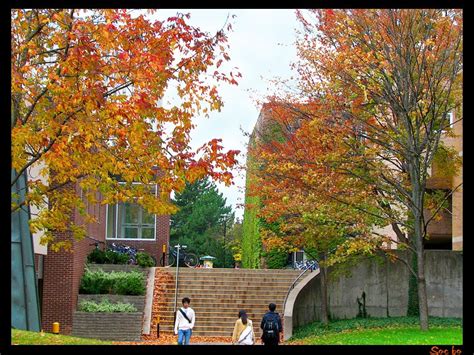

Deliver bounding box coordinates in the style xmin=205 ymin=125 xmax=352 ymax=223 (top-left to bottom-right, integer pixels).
xmin=11 ymin=9 xmax=240 ymax=249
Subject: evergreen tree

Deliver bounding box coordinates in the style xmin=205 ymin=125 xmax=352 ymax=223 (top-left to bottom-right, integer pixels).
xmin=171 ymin=178 xmax=235 ymax=267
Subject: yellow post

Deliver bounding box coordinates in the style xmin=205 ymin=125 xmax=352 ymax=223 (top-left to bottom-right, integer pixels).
xmin=52 ymin=322 xmax=60 ymax=334
xmin=162 ymin=244 xmax=167 ymax=266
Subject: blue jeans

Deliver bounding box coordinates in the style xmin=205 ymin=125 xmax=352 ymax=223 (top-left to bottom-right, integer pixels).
xmin=178 ymin=329 xmax=192 ymax=345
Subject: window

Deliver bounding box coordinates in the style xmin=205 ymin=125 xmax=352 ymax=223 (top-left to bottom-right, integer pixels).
xmin=106 ymin=184 xmax=157 ymax=240
xmin=447 ymin=112 xmax=454 ymax=127
xmin=442 ymin=111 xmax=454 ymax=132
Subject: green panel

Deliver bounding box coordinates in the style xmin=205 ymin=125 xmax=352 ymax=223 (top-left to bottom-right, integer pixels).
xmin=11 ymin=169 xmax=41 ymax=331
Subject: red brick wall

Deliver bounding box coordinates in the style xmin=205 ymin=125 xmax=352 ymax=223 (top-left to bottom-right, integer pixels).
xmin=41 ymin=183 xmax=170 ymax=335
xmin=41 ymin=232 xmax=75 ymax=333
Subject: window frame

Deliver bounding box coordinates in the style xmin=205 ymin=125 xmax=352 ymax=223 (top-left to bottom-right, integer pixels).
xmin=105 ymin=182 xmax=157 ymax=241
xmin=441 ymin=111 xmax=454 ymax=133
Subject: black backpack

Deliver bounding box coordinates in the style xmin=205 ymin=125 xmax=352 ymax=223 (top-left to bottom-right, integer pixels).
xmin=262 ymin=313 xmax=280 ymax=340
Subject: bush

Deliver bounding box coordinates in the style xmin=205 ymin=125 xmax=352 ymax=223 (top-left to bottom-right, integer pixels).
xmin=79 ymin=268 xmax=114 ymax=294
xmin=87 ymin=249 xmax=129 ymax=264
xmin=79 ymin=269 xmax=146 ymax=295
xmin=87 ymin=249 xmax=106 ymax=264
xmin=78 ymin=298 xmax=137 ymax=313
xmin=114 ymin=273 xmax=146 ymax=295
xmin=104 ymin=250 xmax=129 ymax=264
xmin=264 ymin=248 xmax=289 ymax=269
xmin=136 ymin=252 xmax=156 ymax=268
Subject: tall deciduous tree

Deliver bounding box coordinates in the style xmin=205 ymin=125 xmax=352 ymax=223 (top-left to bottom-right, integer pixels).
xmin=248 ymin=101 xmax=383 ymax=324
xmin=11 ymin=9 xmax=240 ymax=250
xmin=254 ymin=9 xmax=462 ymax=330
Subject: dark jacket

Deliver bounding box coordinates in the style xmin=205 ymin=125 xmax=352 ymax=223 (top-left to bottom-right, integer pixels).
xmin=260 ymin=311 xmax=282 ymax=342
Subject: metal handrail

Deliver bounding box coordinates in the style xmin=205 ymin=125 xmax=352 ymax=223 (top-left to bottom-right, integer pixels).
xmin=282 ymin=263 xmax=319 ymax=312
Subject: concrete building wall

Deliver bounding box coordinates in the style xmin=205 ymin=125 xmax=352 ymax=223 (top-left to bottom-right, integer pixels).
xmin=289 ymin=250 xmax=462 ymax=331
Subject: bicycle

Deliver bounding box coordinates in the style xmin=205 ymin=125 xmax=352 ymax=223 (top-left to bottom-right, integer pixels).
xmin=160 ymin=246 xmax=199 ymax=268
xmin=108 ymin=242 xmax=140 ymax=265
xmin=294 ymin=259 xmax=319 ymax=271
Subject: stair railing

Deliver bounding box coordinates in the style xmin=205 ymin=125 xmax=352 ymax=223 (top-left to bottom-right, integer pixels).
xmin=282 ymin=262 xmax=319 ymax=312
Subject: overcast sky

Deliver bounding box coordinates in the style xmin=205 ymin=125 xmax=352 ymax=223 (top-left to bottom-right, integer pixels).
xmin=153 ymin=9 xmax=301 ymax=220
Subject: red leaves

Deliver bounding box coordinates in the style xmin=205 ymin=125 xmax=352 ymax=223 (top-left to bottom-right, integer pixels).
xmin=118 ymin=51 xmax=128 ymax=61
xmin=12 ymin=9 xmax=241 ymax=251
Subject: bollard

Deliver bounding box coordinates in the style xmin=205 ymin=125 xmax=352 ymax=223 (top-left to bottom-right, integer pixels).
xmin=162 ymin=244 xmax=166 ymax=266
xmin=52 ymin=322 xmax=60 ymax=334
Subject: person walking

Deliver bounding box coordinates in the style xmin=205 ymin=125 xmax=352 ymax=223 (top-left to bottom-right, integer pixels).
xmin=260 ymin=303 xmax=282 ymax=346
xmin=174 ymin=297 xmax=195 ymax=345
xmin=232 ymin=310 xmax=255 ymax=345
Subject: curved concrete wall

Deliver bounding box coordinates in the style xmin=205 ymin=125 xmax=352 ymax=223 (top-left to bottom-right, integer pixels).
xmin=283 ymin=250 xmax=462 ymax=340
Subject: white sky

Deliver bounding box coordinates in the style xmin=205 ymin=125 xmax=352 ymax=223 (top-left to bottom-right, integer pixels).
xmin=153 ymin=9 xmax=301 ymax=220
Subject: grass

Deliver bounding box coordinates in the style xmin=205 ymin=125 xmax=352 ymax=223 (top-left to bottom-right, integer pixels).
xmin=287 ymin=316 xmax=462 ymax=345
xmin=11 ymin=329 xmax=113 ymax=345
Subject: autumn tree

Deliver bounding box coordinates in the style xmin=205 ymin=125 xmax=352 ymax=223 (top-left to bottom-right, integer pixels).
xmin=11 ymin=9 xmax=240 ymax=250
xmin=262 ymin=9 xmax=463 ymax=330
xmin=248 ymin=101 xmax=384 ymax=324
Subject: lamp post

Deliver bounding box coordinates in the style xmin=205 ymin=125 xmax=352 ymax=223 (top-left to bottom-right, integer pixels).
xmin=223 ymin=217 xmax=227 ymax=268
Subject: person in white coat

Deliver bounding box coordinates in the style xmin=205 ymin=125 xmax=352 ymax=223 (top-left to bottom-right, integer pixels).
xmin=232 ymin=310 xmax=255 ymax=345
xmin=174 ymin=297 xmax=195 ymax=345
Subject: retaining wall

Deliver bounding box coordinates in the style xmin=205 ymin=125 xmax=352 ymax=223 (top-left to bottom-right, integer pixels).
xmin=284 ymin=250 xmax=462 ymax=339
xmin=72 ymin=312 xmax=143 ymax=341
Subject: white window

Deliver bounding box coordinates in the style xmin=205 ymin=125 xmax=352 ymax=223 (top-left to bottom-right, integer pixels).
xmin=447 ymin=112 xmax=454 ymax=127
xmin=106 ymin=184 xmax=157 ymax=240
xmin=442 ymin=111 xmax=454 ymax=132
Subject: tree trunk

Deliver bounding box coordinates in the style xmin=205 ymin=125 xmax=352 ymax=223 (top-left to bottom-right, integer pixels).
xmin=407 ymin=250 xmax=419 ymax=316
xmin=414 ymin=204 xmax=429 ymax=330
xmin=320 ymin=263 xmax=329 ymax=325
xmin=409 ymin=153 xmax=430 ymax=331
xmin=416 ymin=247 xmax=429 ymax=330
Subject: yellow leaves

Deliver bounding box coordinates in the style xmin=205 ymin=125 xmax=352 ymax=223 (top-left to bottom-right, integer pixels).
xmin=11 ymin=9 xmax=241 ymax=251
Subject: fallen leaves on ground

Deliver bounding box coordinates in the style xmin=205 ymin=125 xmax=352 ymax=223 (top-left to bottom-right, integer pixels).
xmin=114 ymin=332 xmax=235 ymax=345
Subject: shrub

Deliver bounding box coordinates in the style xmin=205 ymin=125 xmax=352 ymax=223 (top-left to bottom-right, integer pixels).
xmin=78 ymin=298 xmax=137 ymax=312
xmin=87 ymin=249 xmax=106 ymax=264
xmin=136 ymin=252 xmax=156 ymax=268
xmin=264 ymin=248 xmax=289 ymax=269
xmin=113 ymin=272 xmax=146 ymax=295
xmin=79 ymin=268 xmax=114 ymax=294
xmin=104 ymin=250 xmax=129 ymax=264
xmin=87 ymin=249 xmax=129 ymax=264
xmin=79 ymin=269 xmax=146 ymax=295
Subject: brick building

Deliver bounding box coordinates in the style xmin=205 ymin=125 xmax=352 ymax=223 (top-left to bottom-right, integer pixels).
xmin=30 ymin=171 xmax=170 ymax=334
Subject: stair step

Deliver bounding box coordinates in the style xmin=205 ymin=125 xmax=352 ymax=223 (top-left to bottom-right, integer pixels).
xmin=151 ymin=268 xmax=302 ymax=337
xmin=158 ymin=325 xmax=267 ymax=333
xmin=162 ymin=279 xmax=299 ymax=285
xmin=160 ymin=285 xmax=289 ymax=297
xmin=156 ymin=300 xmax=286 ymax=307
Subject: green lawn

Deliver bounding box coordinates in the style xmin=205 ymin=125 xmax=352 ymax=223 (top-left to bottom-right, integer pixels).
xmin=288 ymin=316 xmax=462 ymax=345
xmin=11 ymin=329 xmax=113 ymax=345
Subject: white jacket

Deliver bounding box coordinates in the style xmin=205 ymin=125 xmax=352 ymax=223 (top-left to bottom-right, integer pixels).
xmin=174 ymin=307 xmax=195 ymax=334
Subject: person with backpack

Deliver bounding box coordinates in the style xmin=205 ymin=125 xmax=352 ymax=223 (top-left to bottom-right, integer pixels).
xmin=260 ymin=303 xmax=282 ymax=345
xmin=174 ymin=297 xmax=195 ymax=345
xmin=232 ymin=310 xmax=255 ymax=345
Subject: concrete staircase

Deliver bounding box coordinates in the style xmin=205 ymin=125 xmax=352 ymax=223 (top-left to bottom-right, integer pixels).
xmin=155 ymin=267 xmax=305 ymax=337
